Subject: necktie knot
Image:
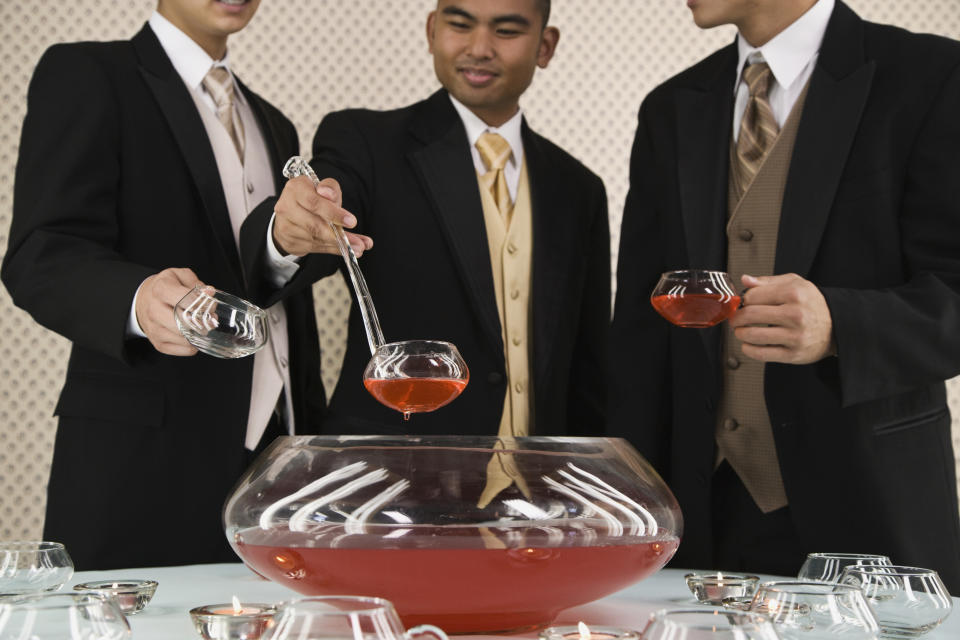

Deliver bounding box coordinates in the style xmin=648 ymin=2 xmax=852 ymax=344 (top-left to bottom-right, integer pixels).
xmin=742 ymin=61 xmax=774 ymax=99
xmin=203 ymin=66 xmax=235 ymax=110
xmin=202 ymin=66 xmax=245 ymax=161
xmin=476 ymin=132 xmax=512 ymax=172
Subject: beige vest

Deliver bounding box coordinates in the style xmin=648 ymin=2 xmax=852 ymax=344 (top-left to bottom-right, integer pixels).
xmin=716 ymin=83 xmax=810 ymax=513
xmin=478 ymin=159 xmax=533 ymax=437
xmin=190 ymin=85 xmax=293 ymax=450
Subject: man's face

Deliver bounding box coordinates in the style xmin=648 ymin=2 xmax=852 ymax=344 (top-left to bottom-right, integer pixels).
xmin=686 ymin=0 xmax=759 ymax=30
xmin=158 ymin=0 xmax=261 ymax=56
xmin=427 ymin=0 xmax=559 ymax=127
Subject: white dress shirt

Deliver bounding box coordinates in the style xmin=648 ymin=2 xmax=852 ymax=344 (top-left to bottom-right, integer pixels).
xmin=733 ymin=0 xmax=834 ymax=139
xmin=449 ymin=95 xmax=525 ymax=202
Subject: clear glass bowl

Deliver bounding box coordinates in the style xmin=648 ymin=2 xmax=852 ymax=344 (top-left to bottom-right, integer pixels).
xmin=223 ymin=436 xmax=682 ymax=634
xmin=0 ymin=592 xmax=130 ymax=640
xmin=0 ymin=541 xmax=74 ymax=594
xmin=174 ymin=285 xmax=268 ymax=359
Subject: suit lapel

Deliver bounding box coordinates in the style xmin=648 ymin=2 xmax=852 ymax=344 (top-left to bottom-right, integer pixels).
xmin=408 ymin=91 xmax=504 ymax=355
xmin=777 ymin=1 xmax=874 ymax=276
xmin=676 ymin=44 xmax=737 ymax=272
xmin=132 ymin=25 xmax=243 ymax=281
xmin=676 ymin=44 xmax=738 ymax=367
xmin=525 ymin=125 xmax=574 ymax=384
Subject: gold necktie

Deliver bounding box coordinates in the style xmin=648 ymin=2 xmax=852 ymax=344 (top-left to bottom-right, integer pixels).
xmin=476 ymin=132 xmax=513 ymax=221
xmin=203 ymin=66 xmax=245 ymax=161
xmin=733 ymin=61 xmax=779 ymax=198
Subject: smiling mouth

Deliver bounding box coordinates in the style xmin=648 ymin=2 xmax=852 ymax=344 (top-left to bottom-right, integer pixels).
xmin=459 ymin=67 xmax=498 ymax=86
xmin=218 ymin=0 xmax=250 ymax=5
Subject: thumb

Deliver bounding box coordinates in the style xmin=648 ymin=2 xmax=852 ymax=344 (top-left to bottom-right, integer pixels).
xmin=741 ymin=273 xmax=763 ymax=288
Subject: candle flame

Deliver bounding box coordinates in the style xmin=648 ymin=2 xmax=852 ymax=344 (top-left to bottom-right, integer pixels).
xmin=578 ymin=621 xmax=591 ymax=640
xmin=231 ymin=595 xmax=242 ymax=614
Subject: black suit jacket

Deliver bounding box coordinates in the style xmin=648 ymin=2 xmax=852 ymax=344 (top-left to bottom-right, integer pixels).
xmin=1 ymin=25 xmax=324 ymax=570
xmin=243 ymin=90 xmax=609 ymax=436
xmin=609 ymin=2 xmax=960 ymax=591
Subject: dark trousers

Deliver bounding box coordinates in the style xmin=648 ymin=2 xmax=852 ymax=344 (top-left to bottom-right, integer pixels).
xmin=711 ymin=461 xmax=806 ymax=577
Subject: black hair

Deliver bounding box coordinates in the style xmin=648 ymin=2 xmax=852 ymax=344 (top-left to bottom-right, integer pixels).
xmin=538 ymin=0 xmax=551 ymax=25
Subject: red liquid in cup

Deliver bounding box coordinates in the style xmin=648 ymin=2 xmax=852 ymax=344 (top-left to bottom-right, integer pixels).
xmin=363 ymin=377 xmax=467 ymax=415
xmin=651 ymin=293 xmax=740 ymax=328
xmin=234 ymin=524 xmax=679 ymax=633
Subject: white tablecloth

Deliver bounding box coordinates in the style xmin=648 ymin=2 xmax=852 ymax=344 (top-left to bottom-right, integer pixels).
xmin=66 ymin=564 xmax=960 ymax=639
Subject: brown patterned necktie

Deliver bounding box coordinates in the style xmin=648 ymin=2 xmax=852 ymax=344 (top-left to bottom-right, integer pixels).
xmin=202 ymin=66 xmax=245 ymax=161
xmin=733 ymin=61 xmax=779 ymax=197
xmin=476 ymin=132 xmax=514 ymax=221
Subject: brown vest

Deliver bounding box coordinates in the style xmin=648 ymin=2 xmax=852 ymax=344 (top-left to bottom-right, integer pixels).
xmin=716 ymin=82 xmax=810 ymax=513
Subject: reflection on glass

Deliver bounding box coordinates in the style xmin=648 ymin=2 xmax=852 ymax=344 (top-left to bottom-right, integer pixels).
xmin=798 ymin=553 xmax=892 ymax=583
xmin=267 ymin=596 xmax=447 ymax=640
xmin=174 ymin=285 xmax=268 ymax=358
xmin=746 ymin=581 xmax=879 ymax=640
xmin=651 ymin=270 xmax=740 ymax=328
xmin=641 ymin=608 xmax=781 ymax=640
xmin=0 ymin=592 xmax=130 ymax=640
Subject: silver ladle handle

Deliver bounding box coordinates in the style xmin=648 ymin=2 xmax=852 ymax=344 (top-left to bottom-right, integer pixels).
xmin=282 ymin=156 xmax=385 ymax=355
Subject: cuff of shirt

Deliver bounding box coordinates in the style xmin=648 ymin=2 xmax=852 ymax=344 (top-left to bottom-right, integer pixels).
xmin=127 ymin=281 xmax=148 ymax=339
xmin=266 ymin=212 xmax=302 ymax=287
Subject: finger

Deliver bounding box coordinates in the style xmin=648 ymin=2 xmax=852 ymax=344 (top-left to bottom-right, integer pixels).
xmin=735 ymin=325 xmax=798 ymax=349
xmin=343 ymin=231 xmax=373 ymax=251
xmin=316 ymin=177 xmax=343 ymax=207
xmin=739 ymin=342 xmax=795 ymax=363
xmin=153 ymin=339 xmax=199 ymax=357
xmin=170 ymin=267 xmax=201 ymax=288
xmin=728 ymin=304 xmax=795 ymax=329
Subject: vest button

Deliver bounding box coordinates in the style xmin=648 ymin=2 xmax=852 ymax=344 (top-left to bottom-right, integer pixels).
xmin=510 ymin=289 xmax=520 ymax=300
xmin=738 ymin=229 xmax=754 ymax=242
xmin=507 ymin=242 xmax=518 ymax=254
xmin=246 ymin=181 xmax=255 ymax=193
xmin=512 ymin=336 xmax=522 ymax=346
xmin=722 ymin=417 xmax=739 ymax=432
xmin=726 ymin=356 xmax=740 ymax=370
xmin=514 ymin=381 xmax=525 ymax=393
xmin=487 ymin=372 xmax=503 ymax=384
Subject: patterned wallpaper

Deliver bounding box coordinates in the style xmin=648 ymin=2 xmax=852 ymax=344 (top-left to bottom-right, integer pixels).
xmin=0 ymin=0 xmax=958 ymax=541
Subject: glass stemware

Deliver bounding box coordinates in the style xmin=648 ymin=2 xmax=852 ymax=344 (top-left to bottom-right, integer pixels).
xmin=0 ymin=541 xmax=74 ymax=594
xmin=266 ymin=596 xmax=448 ymax=640
xmin=798 ymin=553 xmax=893 ymax=583
xmin=0 ymin=592 xmax=130 ymax=640
xmin=839 ymin=565 xmax=952 ymax=638
xmin=745 ymin=581 xmax=879 ymax=640
xmin=282 ymin=157 xmax=468 ymax=418
xmin=641 ymin=608 xmax=781 ymax=640
xmin=174 ymin=285 xmax=268 ymax=358
xmin=650 ymin=269 xmax=740 ymax=328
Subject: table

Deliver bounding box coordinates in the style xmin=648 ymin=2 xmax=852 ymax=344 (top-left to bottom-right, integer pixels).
xmin=68 ymin=564 xmax=960 ymax=639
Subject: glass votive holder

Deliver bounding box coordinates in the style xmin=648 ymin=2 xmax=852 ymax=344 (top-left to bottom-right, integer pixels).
xmin=73 ymin=579 xmax=158 ymax=615
xmin=642 ymin=609 xmax=781 ymax=640
xmin=540 ymin=622 xmax=640 ymax=640
xmin=190 ymin=602 xmax=278 ymax=640
xmin=839 ymin=565 xmax=952 ymax=638
xmin=686 ymin=572 xmax=760 ymax=605
xmin=0 ymin=541 xmax=74 ymax=594
xmin=797 ymin=552 xmax=892 ymax=583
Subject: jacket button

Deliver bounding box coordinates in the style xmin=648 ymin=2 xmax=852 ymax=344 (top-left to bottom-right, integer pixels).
xmin=726 ymin=356 xmax=740 ymax=370
xmin=487 ymin=372 xmax=503 ymax=384
xmin=738 ymin=229 xmax=754 ymax=242
xmin=722 ymin=417 xmax=739 ymax=432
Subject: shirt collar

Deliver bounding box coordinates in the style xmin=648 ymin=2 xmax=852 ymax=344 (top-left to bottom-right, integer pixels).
xmin=448 ymin=94 xmax=525 ymax=169
xmin=148 ymin=11 xmax=243 ymax=103
xmin=735 ymin=0 xmax=834 ymax=92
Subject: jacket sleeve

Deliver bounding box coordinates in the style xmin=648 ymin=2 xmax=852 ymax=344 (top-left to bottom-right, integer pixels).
xmin=1 ymin=45 xmax=154 ymax=362
xmin=823 ymin=60 xmax=960 ymax=407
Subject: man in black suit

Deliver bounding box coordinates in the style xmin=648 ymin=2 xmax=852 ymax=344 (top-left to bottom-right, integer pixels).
xmin=2 ymin=0 xmax=368 ymax=570
xmin=610 ymin=0 xmax=960 ymax=590
xmin=242 ymin=0 xmax=609 ymax=437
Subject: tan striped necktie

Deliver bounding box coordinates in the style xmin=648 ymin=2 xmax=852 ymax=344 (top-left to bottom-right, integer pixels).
xmin=476 ymin=132 xmax=514 ymax=221
xmin=733 ymin=61 xmax=779 ymax=198
xmin=202 ymin=66 xmax=245 ymax=161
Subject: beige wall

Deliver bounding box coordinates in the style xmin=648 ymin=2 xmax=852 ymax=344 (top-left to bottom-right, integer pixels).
xmin=1 ymin=0 xmax=959 ymax=540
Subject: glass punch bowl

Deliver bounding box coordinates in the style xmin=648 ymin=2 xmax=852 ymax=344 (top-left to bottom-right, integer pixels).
xmin=224 ymin=436 xmax=683 ymax=634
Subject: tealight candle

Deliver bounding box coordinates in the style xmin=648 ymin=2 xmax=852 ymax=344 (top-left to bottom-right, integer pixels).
xmin=190 ymin=596 xmax=277 ymax=640
xmin=685 ymin=572 xmax=759 ymax=605
xmin=73 ymin=579 xmax=158 ymax=615
xmin=539 ymin=621 xmax=641 ymax=640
